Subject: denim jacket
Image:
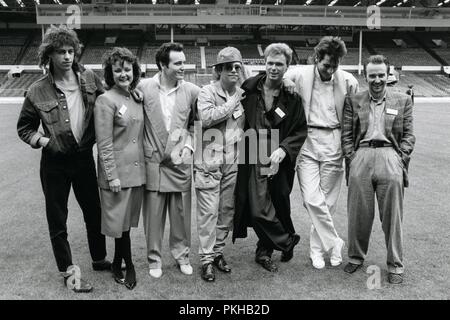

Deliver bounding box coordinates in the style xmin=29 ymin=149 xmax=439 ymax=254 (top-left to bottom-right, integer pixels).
xmin=17 ymin=63 xmax=104 ymax=156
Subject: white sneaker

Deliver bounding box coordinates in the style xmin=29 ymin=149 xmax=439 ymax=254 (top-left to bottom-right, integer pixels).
xmin=310 ymin=254 xmax=325 ymax=269
xmin=179 ymin=264 xmax=193 ymax=275
xmin=149 ymin=268 xmax=162 ymax=278
xmin=330 ymin=238 xmax=345 ymax=267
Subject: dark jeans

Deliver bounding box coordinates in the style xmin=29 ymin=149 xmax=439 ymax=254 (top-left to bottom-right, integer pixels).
xmin=40 ymin=150 xmax=106 ymax=272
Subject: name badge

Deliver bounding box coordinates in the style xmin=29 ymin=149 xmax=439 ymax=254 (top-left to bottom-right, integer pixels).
xmin=118 ymin=105 xmax=127 ymax=116
xmin=232 ymin=109 xmax=243 ymax=119
xmin=275 ymin=107 xmax=286 ymax=119
xmin=386 ymin=108 xmax=398 ymax=116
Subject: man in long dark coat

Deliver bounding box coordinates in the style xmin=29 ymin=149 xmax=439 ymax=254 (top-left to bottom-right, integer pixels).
xmin=232 ymin=43 xmax=308 ymax=272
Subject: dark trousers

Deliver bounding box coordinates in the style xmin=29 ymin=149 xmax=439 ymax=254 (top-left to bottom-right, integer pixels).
xmin=248 ymin=165 xmax=296 ymax=260
xmin=40 ymin=150 xmax=106 ymax=272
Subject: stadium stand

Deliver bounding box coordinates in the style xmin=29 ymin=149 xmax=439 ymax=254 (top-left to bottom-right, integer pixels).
xmin=141 ymin=46 xmax=160 ymax=65
xmin=0 ymin=72 xmax=44 ymax=97
xmin=343 ymin=47 xmax=371 ymax=65
xmin=373 ymin=48 xmax=440 ymax=66
xmin=0 ymin=46 xmax=22 ymax=65
xmin=182 ymin=46 xmax=202 ymax=68
xmin=81 ymin=46 xmax=140 ymax=64
xmin=204 ymin=46 xmax=223 ymax=68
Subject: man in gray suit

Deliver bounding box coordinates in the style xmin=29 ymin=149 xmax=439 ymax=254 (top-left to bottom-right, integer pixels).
xmin=138 ymin=43 xmax=200 ymax=278
xmin=342 ymin=55 xmax=415 ymax=284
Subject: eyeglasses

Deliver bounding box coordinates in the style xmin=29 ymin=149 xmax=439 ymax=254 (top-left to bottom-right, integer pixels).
xmin=223 ymin=63 xmax=242 ymax=72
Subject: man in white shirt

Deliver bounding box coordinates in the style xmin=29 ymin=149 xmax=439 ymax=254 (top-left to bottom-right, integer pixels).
xmin=284 ymin=37 xmax=359 ymax=269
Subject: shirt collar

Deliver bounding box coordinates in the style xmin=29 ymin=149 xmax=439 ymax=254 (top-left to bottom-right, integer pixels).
xmin=154 ymin=72 xmax=183 ymax=94
xmin=369 ymin=91 xmax=387 ymax=103
xmin=256 ymin=74 xmax=281 ymax=96
xmin=314 ymin=66 xmax=334 ymax=83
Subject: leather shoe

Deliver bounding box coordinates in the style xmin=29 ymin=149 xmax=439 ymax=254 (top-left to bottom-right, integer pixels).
xmin=344 ymin=262 xmax=362 ymax=274
xmin=112 ymin=264 xmax=125 ymax=284
xmin=388 ymin=273 xmax=403 ymax=284
xmin=92 ymin=259 xmax=112 ymax=271
xmin=125 ymin=265 xmax=137 ymax=290
xmin=281 ymin=234 xmax=300 ymax=262
xmin=213 ymin=255 xmax=231 ymax=273
xmin=256 ymin=257 xmax=278 ymax=272
xmin=201 ymin=263 xmax=215 ymax=282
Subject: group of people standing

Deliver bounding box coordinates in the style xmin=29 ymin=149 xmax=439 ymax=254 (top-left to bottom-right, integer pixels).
xmin=17 ymin=24 xmax=415 ymax=293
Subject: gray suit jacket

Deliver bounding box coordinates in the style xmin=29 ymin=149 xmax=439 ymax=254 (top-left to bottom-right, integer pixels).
xmin=342 ymin=89 xmax=415 ymax=187
xmin=138 ymin=75 xmax=200 ymax=192
xmin=94 ymin=87 xmax=145 ymax=189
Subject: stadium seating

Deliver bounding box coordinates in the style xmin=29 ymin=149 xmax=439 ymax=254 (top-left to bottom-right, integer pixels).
xmin=373 ymin=48 xmax=439 ymax=66
xmin=0 ymin=72 xmax=44 ymax=97
xmin=141 ymin=46 xmax=160 ymax=64
xmin=0 ymin=46 xmax=22 ymax=65
xmin=342 ymin=47 xmax=371 ymax=65
xmin=434 ymin=49 xmax=450 ymax=65
xmin=81 ymin=46 xmax=140 ymax=64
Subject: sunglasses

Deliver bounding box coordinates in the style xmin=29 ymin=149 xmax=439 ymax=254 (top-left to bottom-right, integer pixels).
xmin=223 ymin=63 xmax=242 ymax=72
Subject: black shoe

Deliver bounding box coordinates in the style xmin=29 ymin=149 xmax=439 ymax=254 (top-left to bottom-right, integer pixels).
xmin=112 ymin=264 xmax=125 ymax=284
xmin=213 ymin=255 xmax=231 ymax=273
xmin=201 ymin=263 xmax=215 ymax=282
xmin=92 ymin=259 xmax=112 ymax=271
xmin=256 ymin=257 xmax=278 ymax=272
xmin=281 ymin=234 xmax=300 ymax=262
xmin=388 ymin=273 xmax=403 ymax=284
xmin=125 ymin=265 xmax=137 ymax=290
xmin=344 ymin=262 xmax=362 ymax=274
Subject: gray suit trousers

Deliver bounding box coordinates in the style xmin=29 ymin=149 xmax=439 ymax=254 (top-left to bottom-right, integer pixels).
xmin=347 ymin=147 xmax=405 ymax=274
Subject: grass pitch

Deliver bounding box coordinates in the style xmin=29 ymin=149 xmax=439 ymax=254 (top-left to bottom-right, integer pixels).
xmin=0 ymin=100 xmax=449 ymax=300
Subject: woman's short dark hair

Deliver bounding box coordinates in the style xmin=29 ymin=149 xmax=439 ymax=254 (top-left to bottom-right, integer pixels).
xmin=155 ymin=42 xmax=184 ymax=71
xmin=363 ymin=55 xmax=390 ymax=77
xmin=313 ymin=36 xmax=347 ymax=65
xmin=102 ymin=47 xmax=141 ymax=90
xmin=38 ymin=24 xmax=82 ymax=68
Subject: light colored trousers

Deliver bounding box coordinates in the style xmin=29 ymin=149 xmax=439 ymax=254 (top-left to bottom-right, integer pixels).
xmin=143 ymin=190 xmax=191 ymax=269
xmin=297 ymin=127 xmax=343 ymax=256
xmin=347 ymin=147 xmax=404 ymax=274
xmin=195 ymin=163 xmax=237 ymax=265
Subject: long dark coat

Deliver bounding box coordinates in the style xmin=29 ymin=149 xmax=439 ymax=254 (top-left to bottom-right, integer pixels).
xmin=232 ymin=73 xmax=308 ymax=242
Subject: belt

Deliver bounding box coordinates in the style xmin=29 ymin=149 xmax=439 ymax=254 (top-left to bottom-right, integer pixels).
xmin=359 ymin=140 xmax=392 ymax=148
xmin=307 ymin=125 xmax=340 ymax=130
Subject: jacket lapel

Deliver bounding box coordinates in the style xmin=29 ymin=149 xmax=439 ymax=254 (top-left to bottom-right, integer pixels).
xmin=143 ymin=84 xmax=169 ymax=149
xmin=384 ymin=90 xmax=399 ymax=136
xmin=333 ymin=69 xmax=346 ymax=126
xmin=301 ymin=65 xmax=315 ymax=121
xmin=357 ymin=91 xmax=371 ymax=136
xmin=165 ymin=84 xmax=189 ymax=154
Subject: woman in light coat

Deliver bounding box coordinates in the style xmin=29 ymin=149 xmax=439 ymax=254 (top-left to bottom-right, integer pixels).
xmin=94 ymin=47 xmax=145 ymax=290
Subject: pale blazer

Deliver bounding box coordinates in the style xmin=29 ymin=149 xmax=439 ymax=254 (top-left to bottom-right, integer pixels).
xmin=285 ymin=64 xmax=359 ymax=128
xmin=138 ymin=75 xmax=200 ymax=192
xmin=94 ymin=87 xmax=145 ymax=189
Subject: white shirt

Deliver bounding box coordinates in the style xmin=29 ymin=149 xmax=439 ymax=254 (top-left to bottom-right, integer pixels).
xmin=361 ymin=93 xmax=390 ymax=143
xmin=155 ymin=75 xmax=183 ymax=132
xmin=308 ymin=67 xmax=340 ymax=128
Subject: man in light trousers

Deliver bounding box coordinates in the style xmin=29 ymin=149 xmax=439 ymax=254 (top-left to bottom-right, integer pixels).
xmin=284 ymin=36 xmax=359 ymax=269
xmin=194 ymin=47 xmax=245 ymax=282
